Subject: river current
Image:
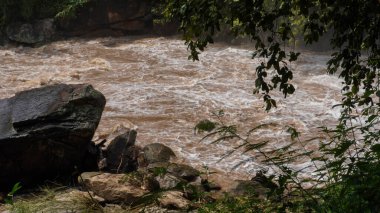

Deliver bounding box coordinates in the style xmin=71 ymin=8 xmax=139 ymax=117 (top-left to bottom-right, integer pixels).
xmin=0 ymin=36 xmax=342 ymax=179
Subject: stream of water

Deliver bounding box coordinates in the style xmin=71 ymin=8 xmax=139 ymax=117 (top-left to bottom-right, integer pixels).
xmin=0 ymin=36 xmax=343 ymax=179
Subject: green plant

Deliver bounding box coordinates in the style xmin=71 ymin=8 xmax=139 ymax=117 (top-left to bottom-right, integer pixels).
xmin=151 ymin=167 xmax=168 ymax=177
xmin=121 ymin=171 xmax=145 ymax=187
xmin=4 ymin=182 xmax=22 ymax=205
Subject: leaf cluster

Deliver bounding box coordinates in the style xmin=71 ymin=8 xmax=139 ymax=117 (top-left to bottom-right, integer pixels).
xmin=165 ymin=0 xmax=380 ymax=211
xmin=163 ymin=0 xmax=380 ymax=111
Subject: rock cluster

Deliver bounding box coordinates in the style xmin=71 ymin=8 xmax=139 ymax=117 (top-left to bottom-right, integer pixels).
xmin=76 ymin=125 xmax=213 ymax=211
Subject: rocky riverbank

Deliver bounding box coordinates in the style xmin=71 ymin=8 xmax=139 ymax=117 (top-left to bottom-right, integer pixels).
xmin=0 ymin=84 xmax=275 ymax=212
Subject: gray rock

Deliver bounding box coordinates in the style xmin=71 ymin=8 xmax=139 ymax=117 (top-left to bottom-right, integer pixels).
xmin=158 ymin=191 xmax=190 ymax=210
xmin=146 ymin=162 xmax=200 ymax=182
xmin=142 ymin=143 xmax=176 ymax=164
xmin=155 ymin=173 xmax=184 ymax=190
xmin=230 ymin=179 xmax=270 ymax=199
xmin=6 ymin=19 xmax=55 ymax=44
xmin=166 ymin=164 xmax=200 ymax=182
xmin=105 ymin=129 xmax=139 ymax=173
xmin=0 ymin=84 xmax=106 ymax=190
xmin=80 ymin=172 xmax=149 ymax=203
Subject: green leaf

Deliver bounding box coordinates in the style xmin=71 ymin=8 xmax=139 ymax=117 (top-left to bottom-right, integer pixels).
xmin=195 ymin=119 xmax=216 ymax=133
xmin=371 ymin=144 xmax=380 ymax=153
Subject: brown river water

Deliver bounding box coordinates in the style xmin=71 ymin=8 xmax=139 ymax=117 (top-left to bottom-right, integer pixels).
xmin=0 ymin=36 xmax=342 ymax=180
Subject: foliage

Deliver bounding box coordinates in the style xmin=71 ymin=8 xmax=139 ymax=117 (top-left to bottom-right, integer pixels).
xmin=164 ymin=0 xmax=380 ymax=110
xmin=151 ymin=167 xmax=168 ymax=177
xmin=199 ymin=194 xmax=266 ymax=213
xmin=162 ymin=0 xmax=380 ymax=211
xmin=0 ymin=0 xmax=90 ymax=30
xmin=4 ymin=182 xmax=22 ymax=205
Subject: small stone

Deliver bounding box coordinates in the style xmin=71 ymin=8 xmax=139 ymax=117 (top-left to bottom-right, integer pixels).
xmin=167 ymin=163 xmax=200 ymax=182
xmin=158 ymin=191 xmax=190 ymax=210
xmin=155 ymin=174 xmax=183 ymax=190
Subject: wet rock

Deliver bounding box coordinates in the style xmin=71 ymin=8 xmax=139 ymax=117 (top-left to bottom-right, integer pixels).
xmin=58 ymin=0 xmax=152 ymax=36
xmin=0 ymin=84 xmax=106 ymax=190
xmin=80 ymin=172 xmax=149 ymax=203
xmin=146 ymin=162 xmax=200 ymax=183
xmin=105 ymin=129 xmax=140 ymax=173
xmin=155 ymin=173 xmax=184 ymax=190
xmin=158 ymin=191 xmax=190 ymax=210
xmin=142 ymin=143 xmax=176 ymax=164
xmin=6 ymin=19 xmax=55 ymax=44
xmin=166 ymin=163 xmax=200 ymax=182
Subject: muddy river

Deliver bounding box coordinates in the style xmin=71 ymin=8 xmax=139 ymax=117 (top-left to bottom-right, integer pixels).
xmin=0 ymin=36 xmax=342 ymax=179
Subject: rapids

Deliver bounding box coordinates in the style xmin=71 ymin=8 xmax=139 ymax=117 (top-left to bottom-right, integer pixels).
xmin=0 ymin=36 xmax=342 ymax=179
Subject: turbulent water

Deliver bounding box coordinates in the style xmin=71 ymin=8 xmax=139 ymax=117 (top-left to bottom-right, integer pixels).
xmin=0 ymin=36 xmax=343 ymax=179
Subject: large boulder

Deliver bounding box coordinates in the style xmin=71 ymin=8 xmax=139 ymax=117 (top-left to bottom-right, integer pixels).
xmin=0 ymin=84 xmax=106 ymax=190
xmin=6 ymin=19 xmax=55 ymax=44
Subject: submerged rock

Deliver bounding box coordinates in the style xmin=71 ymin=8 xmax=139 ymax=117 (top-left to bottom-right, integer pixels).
xmin=0 ymin=84 xmax=106 ymax=190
